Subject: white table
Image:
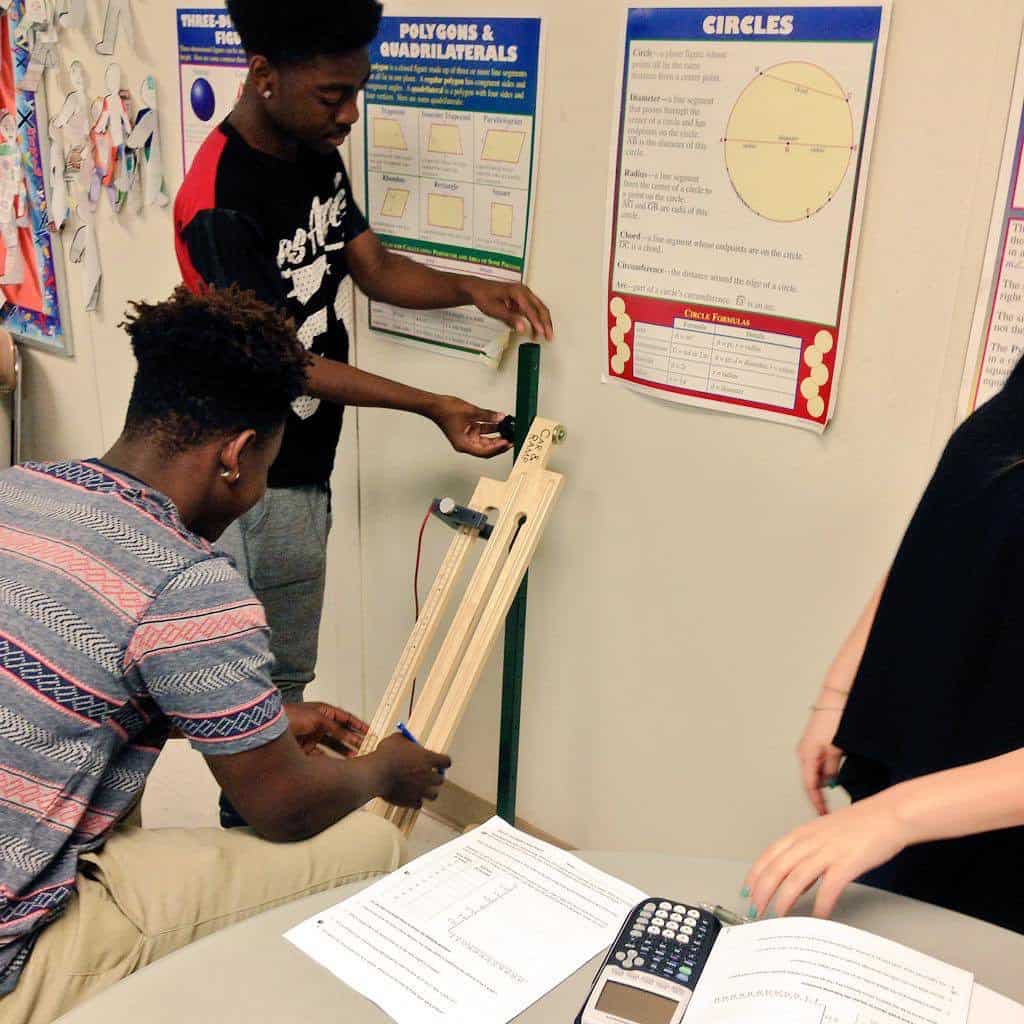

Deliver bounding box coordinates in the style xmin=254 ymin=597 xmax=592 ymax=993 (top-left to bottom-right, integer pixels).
xmin=57 ymin=852 xmax=1024 ymax=1022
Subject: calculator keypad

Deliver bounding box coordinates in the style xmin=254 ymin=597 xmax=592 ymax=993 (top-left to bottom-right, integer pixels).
xmin=611 ymin=898 xmax=719 ymax=989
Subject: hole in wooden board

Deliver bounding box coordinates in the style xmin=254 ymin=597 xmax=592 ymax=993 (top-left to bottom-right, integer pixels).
xmin=508 ymin=513 xmax=528 ymax=552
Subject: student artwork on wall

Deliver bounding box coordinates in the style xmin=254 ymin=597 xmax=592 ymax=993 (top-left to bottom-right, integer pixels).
xmin=127 ymin=76 xmax=168 ymax=209
xmin=0 ymin=0 xmax=72 ymax=354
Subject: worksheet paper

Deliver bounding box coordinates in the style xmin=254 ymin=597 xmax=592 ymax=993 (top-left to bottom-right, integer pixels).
xmin=604 ymin=3 xmax=890 ymax=432
xmin=285 ymin=817 xmax=646 ymax=1024
xmin=959 ymin=28 xmax=1024 ymax=418
xmin=685 ymin=916 xmax=973 ymax=1024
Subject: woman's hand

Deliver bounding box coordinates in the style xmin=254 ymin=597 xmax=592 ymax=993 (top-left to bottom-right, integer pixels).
xmin=744 ymin=794 xmax=913 ymax=919
xmin=797 ymin=705 xmax=846 ymax=815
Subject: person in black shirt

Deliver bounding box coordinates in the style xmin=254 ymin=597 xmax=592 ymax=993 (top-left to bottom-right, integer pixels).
xmin=742 ymin=360 xmax=1024 ymax=932
xmin=173 ymin=0 xmax=553 ymax=826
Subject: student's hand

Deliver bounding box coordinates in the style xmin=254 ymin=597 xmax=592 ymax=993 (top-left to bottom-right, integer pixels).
xmin=744 ymin=795 xmax=913 ymax=920
xmin=373 ymin=733 xmax=451 ymax=808
xmin=283 ymin=702 xmax=369 ymax=757
xmin=460 ymin=277 xmax=554 ymax=341
xmin=430 ymin=396 xmax=512 ymax=459
xmin=797 ymin=707 xmax=846 ymax=816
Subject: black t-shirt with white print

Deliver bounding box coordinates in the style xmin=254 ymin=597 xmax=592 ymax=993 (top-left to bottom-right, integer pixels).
xmin=174 ymin=120 xmax=368 ymax=487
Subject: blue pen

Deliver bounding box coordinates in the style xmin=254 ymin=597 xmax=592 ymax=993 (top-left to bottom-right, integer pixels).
xmin=396 ymin=721 xmax=445 ymax=776
xmin=396 ymin=721 xmax=420 ymax=745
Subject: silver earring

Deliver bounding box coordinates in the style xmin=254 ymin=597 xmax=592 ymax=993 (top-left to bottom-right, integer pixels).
xmin=262 ymin=89 xmax=272 ymax=99
xmin=220 ymin=469 xmax=232 ymax=479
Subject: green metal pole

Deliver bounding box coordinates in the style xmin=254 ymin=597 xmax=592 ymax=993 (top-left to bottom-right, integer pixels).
xmin=496 ymin=342 xmax=540 ymax=824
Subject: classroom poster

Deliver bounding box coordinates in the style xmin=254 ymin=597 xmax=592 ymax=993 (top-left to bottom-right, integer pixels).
xmin=605 ymin=4 xmax=890 ymax=431
xmin=176 ymin=8 xmax=247 ymax=171
xmin=363 ymin=16 xmax=543 ymax=366
xmin=0 ymin=0 xmax=71 ymax=355
xmin=958 ymin=31 xmax=1024 ymax=419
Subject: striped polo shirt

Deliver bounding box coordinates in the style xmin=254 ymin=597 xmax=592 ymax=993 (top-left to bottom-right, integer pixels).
xmin=0 ymin=460 xmax=287 ymax=995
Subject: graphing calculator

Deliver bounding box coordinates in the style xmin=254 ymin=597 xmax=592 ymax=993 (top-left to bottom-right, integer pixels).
xmin=575 ymin=899 xmax=722 ymax=1024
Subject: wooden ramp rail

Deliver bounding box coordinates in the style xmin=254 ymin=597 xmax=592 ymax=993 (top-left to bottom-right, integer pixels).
xmin=357 ymin=416 xmax=566 ymax=834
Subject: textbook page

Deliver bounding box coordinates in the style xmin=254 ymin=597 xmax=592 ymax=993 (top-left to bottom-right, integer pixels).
xmin=285 ymin=816 xmax=646 ymax=1024
xmin=685 ymin=916 xmax=972 ymax=1024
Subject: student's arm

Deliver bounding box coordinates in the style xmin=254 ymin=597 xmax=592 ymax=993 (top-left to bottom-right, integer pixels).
xmin=304 ymin=358 xmax=510 ymax=457
xmin=345 ymin=227 xmax=553 ymax=341
xmin=746 ymin=747 xmax=1024 ymax=921
xmin=133 ymin=557 xmax=450 ymax=841
xmin=206 ymin=730 xmax=448 ymax=842
xmin=798 ymin=575 xmax=887 ymax=814
xmin=180 ymin=210 xmax=511 ymax=459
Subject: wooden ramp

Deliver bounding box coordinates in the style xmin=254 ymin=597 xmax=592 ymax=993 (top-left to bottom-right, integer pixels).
xmin=358 ymin=416 xmax=566 ymax=834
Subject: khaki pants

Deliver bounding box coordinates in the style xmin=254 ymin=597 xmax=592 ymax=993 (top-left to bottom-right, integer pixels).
xmin=1 ymin=811 xmax=403 ymax=1024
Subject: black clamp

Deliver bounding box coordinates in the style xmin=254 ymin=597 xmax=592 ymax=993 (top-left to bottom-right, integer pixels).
xmin=497 ymin=415 xmax=516 ymax=443
xmin=430 ymin=497 xmax=493 ymax=539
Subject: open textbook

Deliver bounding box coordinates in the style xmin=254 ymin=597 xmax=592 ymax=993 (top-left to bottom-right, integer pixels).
xmin=286 ymin=816 xmax=974 ymax=1024
xmin=681 ymin=915 xmax=972 ymax=1024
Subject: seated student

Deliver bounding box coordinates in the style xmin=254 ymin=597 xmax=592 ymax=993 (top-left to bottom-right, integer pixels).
xmin=744 ymin=359 xmax=1024 ymax=932
xmin=0 ymin=286 xmax=450 ymax=1024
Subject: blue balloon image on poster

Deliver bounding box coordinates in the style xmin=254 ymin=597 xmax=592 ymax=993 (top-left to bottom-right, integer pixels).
xmin=190 ymin=77 xmax=215 ymax=121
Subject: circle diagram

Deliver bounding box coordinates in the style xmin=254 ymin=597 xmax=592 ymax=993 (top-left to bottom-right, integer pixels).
xmin=724 ymin=62 xmax=854 ymax=222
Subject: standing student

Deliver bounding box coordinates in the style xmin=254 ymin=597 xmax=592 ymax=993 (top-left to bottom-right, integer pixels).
xmin=744 ymin=359 xmax=1024 ymax=932
xmin=173 ymin=0 xmax=553 ymax=762
xmin=0 ymin=287 xmax=450 ymax=1024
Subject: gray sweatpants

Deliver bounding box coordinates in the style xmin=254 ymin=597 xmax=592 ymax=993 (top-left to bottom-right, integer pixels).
xmin=217 ymin=484 xmax=331 ymax=704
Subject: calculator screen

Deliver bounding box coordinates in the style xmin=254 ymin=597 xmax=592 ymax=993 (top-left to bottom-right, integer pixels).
xmin=595 ymin=980 xmax=678 ymax=1024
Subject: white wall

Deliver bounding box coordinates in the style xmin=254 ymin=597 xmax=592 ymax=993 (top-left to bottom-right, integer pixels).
xmin=351 ymin=0 xmax=1024 ymax=856
xmin=18 ymin=0 xmax=1024 ymax=858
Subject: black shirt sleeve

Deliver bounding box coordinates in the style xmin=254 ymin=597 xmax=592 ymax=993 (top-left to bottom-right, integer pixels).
xmin=339 ymin=161 xmax=369 ymax=245
xmin=180 ymin=207 xmax=287 ymax=307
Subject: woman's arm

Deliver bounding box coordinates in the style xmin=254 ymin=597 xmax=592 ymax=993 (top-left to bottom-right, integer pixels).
xmin=747 ymin=746 xmax=1024 ymax=920
xmin=798 ymin=575 xmax=886 ymax=814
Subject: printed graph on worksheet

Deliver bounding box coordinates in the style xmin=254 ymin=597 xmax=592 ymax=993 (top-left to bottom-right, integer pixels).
xmin=389 ymin=858 xmax=499 ymax=920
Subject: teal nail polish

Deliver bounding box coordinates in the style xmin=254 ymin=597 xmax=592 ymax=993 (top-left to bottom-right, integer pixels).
xmin=746 ymin=905 xmax=758 ymax=920
xmin=740 ymin=886 xmax=750 ymax=899
xmin=825 ymin=778 xmax=838 ymax=789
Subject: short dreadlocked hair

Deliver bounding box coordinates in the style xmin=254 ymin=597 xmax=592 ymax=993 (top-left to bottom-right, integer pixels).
xmin=226 ymin=0 xmax=383 ymax=63
xmin=121 ymin=286 xmax=309 ymax=454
